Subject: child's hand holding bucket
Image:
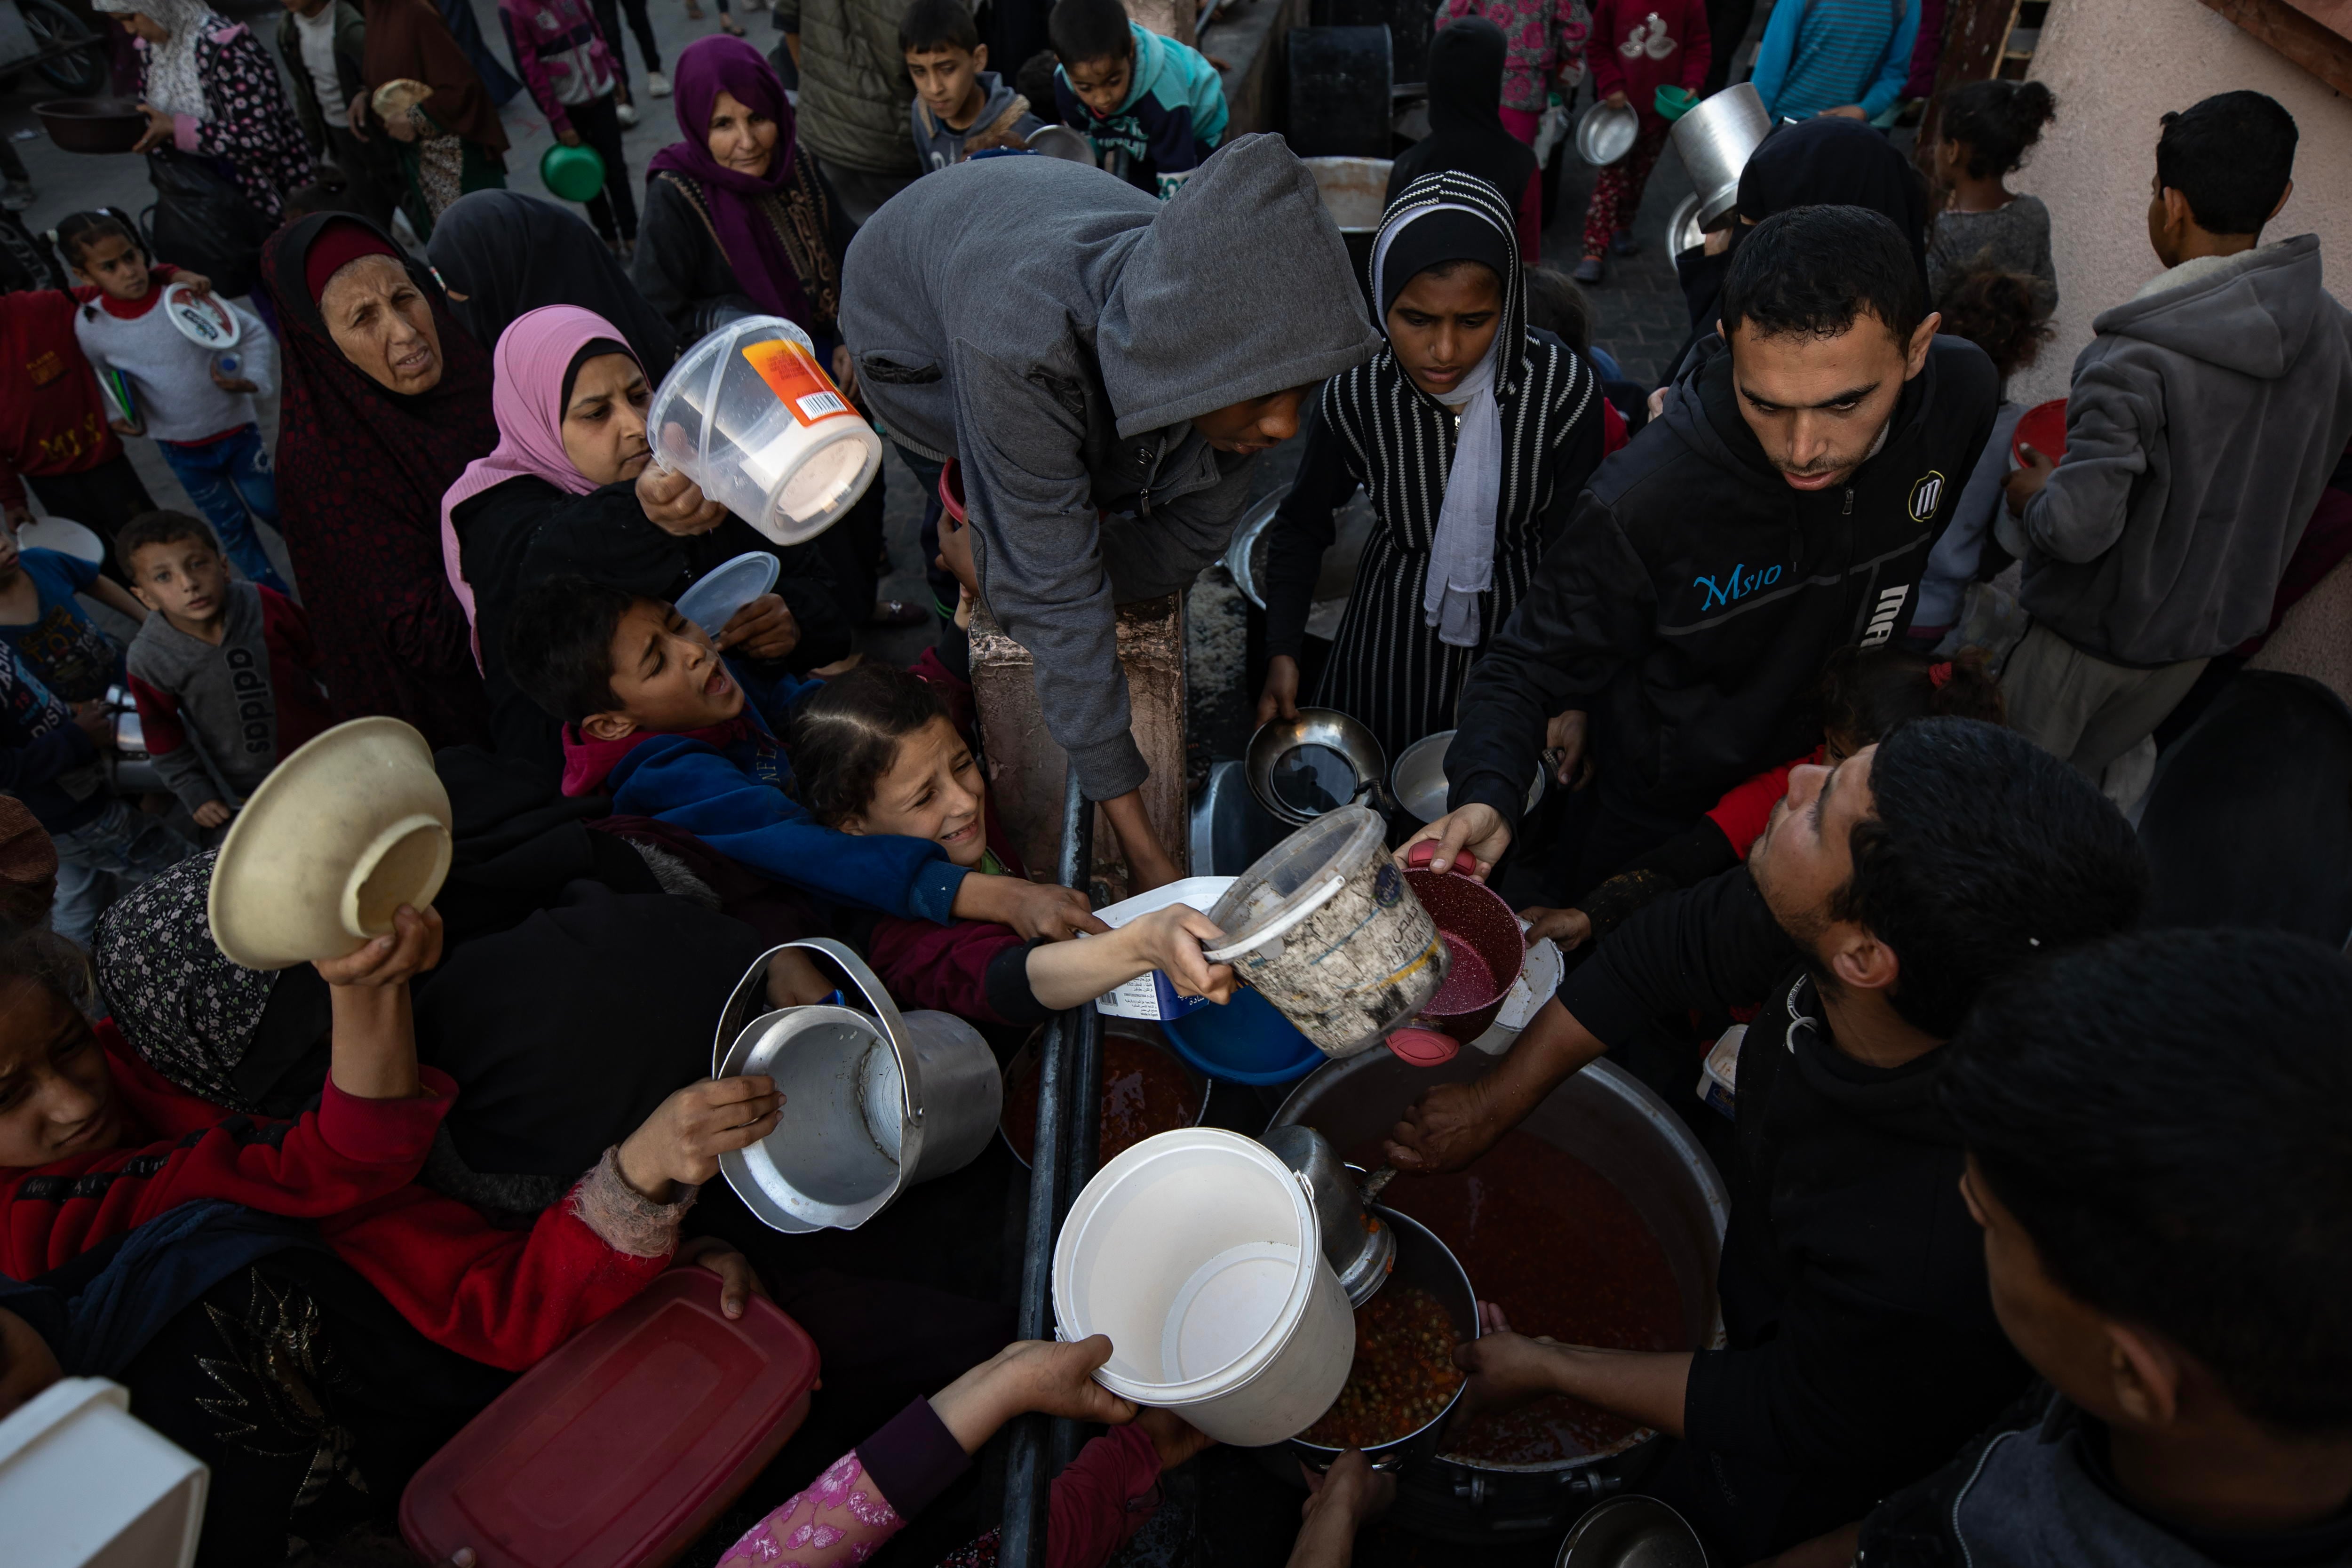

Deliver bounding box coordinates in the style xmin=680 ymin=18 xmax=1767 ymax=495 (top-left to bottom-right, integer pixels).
xmin=929 ymin=1337 xmax=1140 ymax=1453
xmin=1126 ymin=903 xmax=1237 ymax=1004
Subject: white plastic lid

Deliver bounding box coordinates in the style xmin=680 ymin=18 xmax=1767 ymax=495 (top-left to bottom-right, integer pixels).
xmin=675 ymin=550 xmax=780 ymax=636
xmin=160 ymin=283 xmax=238 ymax=350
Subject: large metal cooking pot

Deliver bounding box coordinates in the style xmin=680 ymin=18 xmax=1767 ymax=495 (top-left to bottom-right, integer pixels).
xmin=1668 ymin=82 xmax=1770 ymax=231
xmin=1271 ymin=1050 xmax=1727 ymax=1542
xmin=711 ymin=938 xmax=1003 ymax=1233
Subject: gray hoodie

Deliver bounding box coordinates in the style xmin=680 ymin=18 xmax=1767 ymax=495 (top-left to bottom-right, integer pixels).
xmin=911 ymin=70 xmax=1043 ymax=171
xmin=841 ymin=135 xmax=1381 ymax=799
xmin=2004 ymin=236 xmax=2352 ymax=666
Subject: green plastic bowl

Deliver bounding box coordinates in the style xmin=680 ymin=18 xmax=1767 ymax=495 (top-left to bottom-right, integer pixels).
xmin=1655 ymin=85 xmax=1700 ymax=122
xmin=540 ymin=140 xmax=607 ymax=204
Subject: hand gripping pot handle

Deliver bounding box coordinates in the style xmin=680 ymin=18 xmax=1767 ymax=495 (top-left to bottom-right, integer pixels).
xmin=710 ymin=938 xmax=924 ymax=1131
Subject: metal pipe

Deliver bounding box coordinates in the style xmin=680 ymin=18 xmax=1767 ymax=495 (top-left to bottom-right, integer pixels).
xmin=1000 ymin=766 xmax=1094 ymax=1568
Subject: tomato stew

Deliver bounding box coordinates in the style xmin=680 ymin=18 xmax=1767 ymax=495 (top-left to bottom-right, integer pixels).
xmin=1300 ymin=1283 xmax=1465 ymax=1450
xmin=1003 ymin=1035 xmax=1200 ymax=1167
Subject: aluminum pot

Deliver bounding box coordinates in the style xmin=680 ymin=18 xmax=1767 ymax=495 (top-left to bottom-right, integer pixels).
xmin=1223 ymin=484 xmax=1376 ymax=644
xmin=1261 ymin=1125 xmax=1395 ymax=1306
xmin=712 ymin=938 xmax=1003 ymax=1233
xmin=1669 ymin=82 xmax=1769 ymax=230
xmin=1247 ymin=709 xmax=1394 ymax=826
xmin=1271 ymin=1049 xmax=1727 ymax=1543
xmin=1663 ymin=191 xmax=1706 ymax=262
xmin=1287 ymin=1207 xmax=1478 ymax=1472
xmin=1554 ymin=1496 xmax=1707 ymax=1567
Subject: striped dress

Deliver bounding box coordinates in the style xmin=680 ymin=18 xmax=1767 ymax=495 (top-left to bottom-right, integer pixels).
xmin=1262 ymin=333 xmax=1608 ymax=761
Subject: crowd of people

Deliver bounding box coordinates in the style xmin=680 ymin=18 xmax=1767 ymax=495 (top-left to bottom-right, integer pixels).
xmin=0 ymin=0 xmax=2347 ymax=1564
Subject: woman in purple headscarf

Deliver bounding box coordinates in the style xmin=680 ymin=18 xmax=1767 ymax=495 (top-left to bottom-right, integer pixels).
xmin=628 ymin=35 xmax=851 ymax=367
xmin=628 ymin=33 xmax=917 ymax=629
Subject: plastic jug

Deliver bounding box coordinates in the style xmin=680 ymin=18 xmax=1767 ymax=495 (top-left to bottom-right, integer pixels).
xmin=400 ymin=1269 xmax=820 ymax=1568
xmin=0 ymin=1378 xmax=208 ymax=1568
xmin=645 ymin=316 xmax=882 ymax=546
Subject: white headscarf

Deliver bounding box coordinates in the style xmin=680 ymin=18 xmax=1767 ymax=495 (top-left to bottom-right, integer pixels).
xmin=1371 ymin=200 xmax=1512 ymax=648
xmin=92 ymin=0 xmax=222 ymax=122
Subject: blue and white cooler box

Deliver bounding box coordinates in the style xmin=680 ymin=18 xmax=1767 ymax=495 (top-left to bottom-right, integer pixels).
xmin=1092 ymin=876 xmax=1236 ymax=1022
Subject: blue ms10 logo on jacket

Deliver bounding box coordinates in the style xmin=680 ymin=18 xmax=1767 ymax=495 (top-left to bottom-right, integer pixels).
xmin=1692 ymin=562 xmax=1784 ymax=612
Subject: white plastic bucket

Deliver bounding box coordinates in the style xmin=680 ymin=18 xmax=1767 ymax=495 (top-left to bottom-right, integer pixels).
xmin=647 ymin=316 xmax=882 ymax=546
xmin=0 ymin=1377 xmax=207 ymax=1568
xmin=1053 ymin=1128 xmax=1353 ymax=1447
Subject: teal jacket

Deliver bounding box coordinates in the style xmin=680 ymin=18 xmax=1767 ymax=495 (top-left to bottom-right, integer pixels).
xmin=1055 ymin=23 xmax=1228 ymax=199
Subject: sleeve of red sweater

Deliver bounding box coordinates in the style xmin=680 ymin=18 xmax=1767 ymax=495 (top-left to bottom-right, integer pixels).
xmin=867 ymin=913 xmax=1051 ymax=1027
xmin=1588 ymin=0 xmax=1627 ymax=97
xmin=1679 ymin=0 xmax=1712 ymax=90
xmin=1048 ymin=1422 xmax=1163 ymax=1568
xmin=319 ymin=1160 xmax=679 ymax=1369
xmin=1 ymin=1040 xmax=453 ymax=1278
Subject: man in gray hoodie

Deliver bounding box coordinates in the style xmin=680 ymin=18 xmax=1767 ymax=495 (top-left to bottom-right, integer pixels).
xmin=1998 ymin=91 xmax=2352 ymax=778
xmin=841 ymin=134 xmax=1380 ymax=882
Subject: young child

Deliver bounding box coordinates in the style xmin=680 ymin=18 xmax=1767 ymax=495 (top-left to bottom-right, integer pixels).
xmin=0 ymin=907 xmax=776 ymax=1371
xmin=1047 ymin=0 xmax=1226 ymax=199
xmin=0 ymin=283 xmax=155 ymax=586
xmin=56 ymin=212 xmax=288 ymax=598
xmin=119 ymin=511 xmax=331 ymax=836
xmin=497 ymin=0 xmax=639 ymax=256
xmin=119 ymin=512 xmax=329 ymax=832
xmin=1909 ymin=266 xmax=2053 ymax=645
xmin=1851 ymin=927 xmax=2352 ymax=1568
xmin=504 ymin=575 xmax=1100 ymax=940
xmin=1574 ymin=0 xmax=1708 ymax=285
xmin=787 ymin=659 xmax=1229 ymax=1026
xmin=1925 ymin=78 xmax=2058 ymax=313
xmin=1520 ymin=646 xmax=2005 ymax=951
xmin=903 ymin=0 xmax=1044 ymax=172
xmin=0 ymin=518 xmax=148 ymax=702
xmin=1998 ymin=91 xmax=2352 ymax=780
xmin=1017 ymin=47 xmax=1062 ymax=125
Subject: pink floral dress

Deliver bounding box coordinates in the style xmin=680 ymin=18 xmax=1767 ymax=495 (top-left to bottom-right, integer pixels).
xmin=1433 ymin=0 xmax=1591 ymax=112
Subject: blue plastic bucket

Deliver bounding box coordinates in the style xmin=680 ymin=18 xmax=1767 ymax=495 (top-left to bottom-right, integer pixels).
xmin=1162 ymin=987 xmax=1323 ymax=1085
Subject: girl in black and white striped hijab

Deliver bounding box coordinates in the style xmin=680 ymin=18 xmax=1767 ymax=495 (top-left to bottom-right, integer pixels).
xmin=1258 ymin=170 xmax=1620 ymax=760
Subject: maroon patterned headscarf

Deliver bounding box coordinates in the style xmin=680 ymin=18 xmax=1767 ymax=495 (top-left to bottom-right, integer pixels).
xmin=258 ymin=214 xmax=494 ymax=748
xmin=646 ymin=35 xmax=818 ymax=328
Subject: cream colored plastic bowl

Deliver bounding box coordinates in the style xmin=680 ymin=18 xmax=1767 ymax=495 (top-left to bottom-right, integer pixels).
xmin=207 ymin=716 xmax=453 ymax=969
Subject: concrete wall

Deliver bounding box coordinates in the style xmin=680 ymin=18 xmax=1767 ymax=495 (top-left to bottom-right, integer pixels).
xmin=2008 ymin=0 xmax=2352 ymax=404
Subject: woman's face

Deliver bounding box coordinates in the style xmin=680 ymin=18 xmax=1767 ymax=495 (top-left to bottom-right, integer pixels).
xmin=841 ymin=716 xmax=988 ymax=867
xmin=320 ymin=254 xmax=444 ymax=395
xmin=707 ymin=89 xmax=779 ymax=179
xmin=122 ymin=11 xmax=169 ymax=42
xmin=0 ymin=976 xmax=119 ymax=1169
xmin=560 ymin=352 xmax=653 ymax=486
xmin=1385 ymin=263 xmax=1504 ymax=401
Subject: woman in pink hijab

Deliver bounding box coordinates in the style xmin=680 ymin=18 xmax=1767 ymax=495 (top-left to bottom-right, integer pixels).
xmin=441 ymin=304 xmax=851 ymax=775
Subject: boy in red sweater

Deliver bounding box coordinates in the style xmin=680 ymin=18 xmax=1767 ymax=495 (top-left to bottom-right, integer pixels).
xmin=0 ymin=905 xmax=781 ymax=1369
xmin=1575 ymin=0 xmax=1709 ymax=284
xmin=0 ymin=286 xmax=157 ymax=585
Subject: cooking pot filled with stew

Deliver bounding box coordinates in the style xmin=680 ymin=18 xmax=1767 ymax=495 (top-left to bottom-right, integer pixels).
xmin=1287 ymin=1205 xmax=1477 ymax=1471
xmin=1271 ymin=1049 xmax=1728 ymax=1542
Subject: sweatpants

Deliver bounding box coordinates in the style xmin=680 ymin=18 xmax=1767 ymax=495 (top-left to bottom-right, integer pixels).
xmin=25 ymin=451 xmax=154 ymax=585
xmin=2000 ymin=621 xmax=2209 ymax=777
xmin=569 ymin=92 xmax=638 ymax=243
xmin=51 ymin=797 xmax=197 ymax=946
xmin=590 ymin=0 xmax=660 ymax=79
xmin=1582 ymin=118 xmax=1672 ymax=257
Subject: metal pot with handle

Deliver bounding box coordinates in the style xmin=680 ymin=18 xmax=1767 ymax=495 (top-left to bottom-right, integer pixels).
xmin=711 ymin=938 xmax=1003 ymax=1233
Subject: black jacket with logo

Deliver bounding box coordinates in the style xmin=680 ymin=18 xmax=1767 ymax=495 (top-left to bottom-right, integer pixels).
xmin=1445 ymin=334 xmax=1998 ymax=830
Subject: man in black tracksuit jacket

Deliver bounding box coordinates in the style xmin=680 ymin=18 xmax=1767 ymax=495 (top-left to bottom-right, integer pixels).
xmin=1384 ymin=719 xmax=2150 ymax=1561
xmin=1414 ymin=206 xmax=1999 ymax=891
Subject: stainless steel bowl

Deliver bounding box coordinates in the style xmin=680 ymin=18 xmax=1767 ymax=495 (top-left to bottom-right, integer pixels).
xmin=1303 ymin=154 xmax=1396 ymax=234
xmin=1389 ymin=730 xmax=1545 ymax=825
xmin=1247 ymin=709 xmax=1393 ymax=826
xmin=1668 ymin=82 xmax=1769 ymax=230
xmin=1575 ymin=99 xmax=1640 ymax=167
xmin=1554 ymin=1496 xmax=1707 ymax=1567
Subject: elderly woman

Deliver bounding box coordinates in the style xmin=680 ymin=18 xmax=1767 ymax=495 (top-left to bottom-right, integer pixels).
xmin=631 ymin=34 xmax=911 ymax=629
xmin=362 ymin=0 xmax=509 ymax=235
xmin=100 ymin=0 xmax=311 ymax=226
xmin=259 ymin=213 xmax=493 ymax=748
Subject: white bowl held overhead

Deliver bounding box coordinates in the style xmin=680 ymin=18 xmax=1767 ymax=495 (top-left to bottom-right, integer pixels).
xmin=207 ymin=716 xmax=453 ymax=970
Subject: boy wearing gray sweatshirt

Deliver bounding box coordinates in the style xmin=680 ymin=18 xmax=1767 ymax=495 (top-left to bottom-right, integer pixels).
xmin=119 ymin=512 xmax=332 ymax=835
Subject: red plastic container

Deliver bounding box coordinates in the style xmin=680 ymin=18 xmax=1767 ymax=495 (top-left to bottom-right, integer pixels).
xmin=2012 ymin=398 xmax=2068 ymax=468
xmin=401 ymin=1269 xmax=820 ymax=1568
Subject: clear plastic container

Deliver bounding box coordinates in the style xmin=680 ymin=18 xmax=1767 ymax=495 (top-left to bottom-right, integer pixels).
xmin=645 ymin=316 xmax=882 ymax=546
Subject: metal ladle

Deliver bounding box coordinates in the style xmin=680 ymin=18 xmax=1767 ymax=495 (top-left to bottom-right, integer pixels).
xmin=1261 ymin=1125 xmax=1397 ymax=1306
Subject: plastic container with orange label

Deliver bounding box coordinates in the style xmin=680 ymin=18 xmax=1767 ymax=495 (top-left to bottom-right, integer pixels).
xmin=645 ymin=316 xmax=882 ymax=545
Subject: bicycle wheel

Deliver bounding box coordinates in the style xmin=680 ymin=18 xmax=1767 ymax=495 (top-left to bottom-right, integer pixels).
xmin=22 ymin=0 xmax=108 ymax=96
